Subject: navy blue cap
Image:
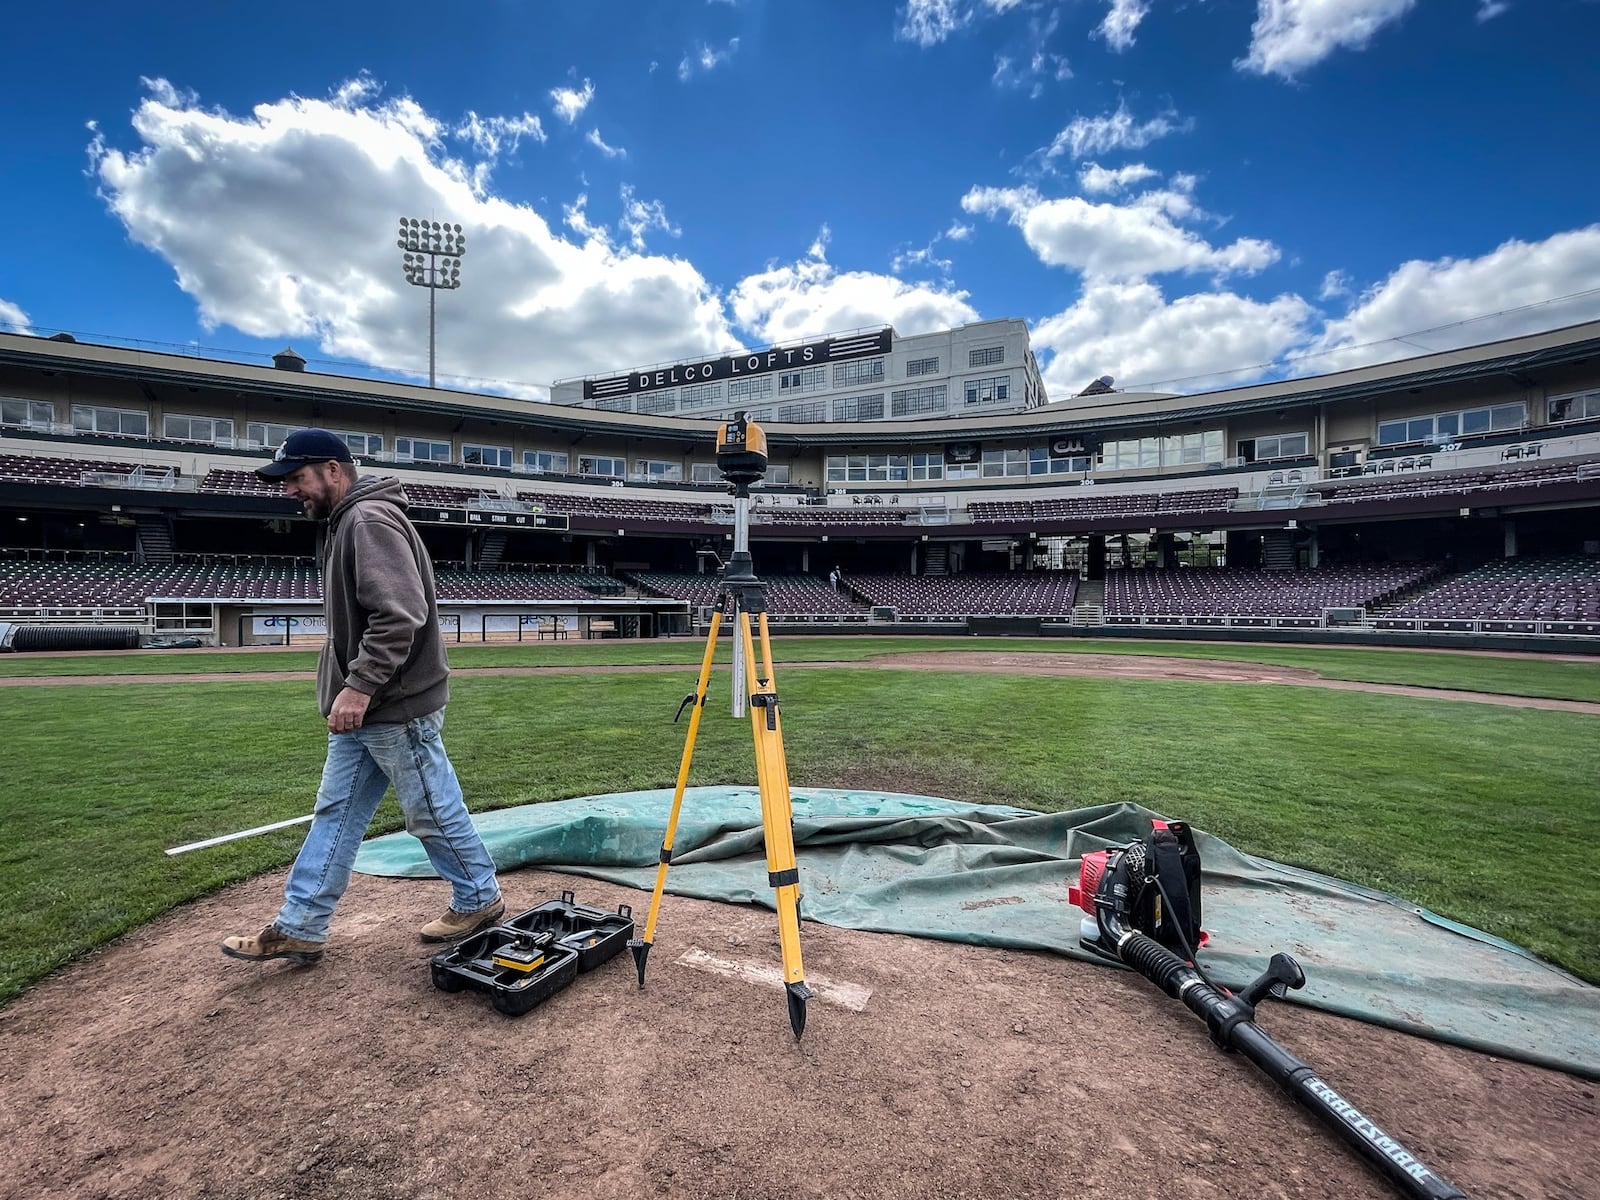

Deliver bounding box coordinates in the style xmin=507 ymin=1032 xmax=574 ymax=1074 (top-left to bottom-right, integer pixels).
xmin=256 ymin=429 xmax=355 ymax=479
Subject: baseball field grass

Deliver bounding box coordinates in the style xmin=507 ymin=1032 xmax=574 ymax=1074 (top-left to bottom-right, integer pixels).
xmin=1 ymin=637 xmax=1596 ymax=1007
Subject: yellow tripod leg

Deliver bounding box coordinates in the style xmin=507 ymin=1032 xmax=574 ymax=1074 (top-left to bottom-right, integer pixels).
xmin=739 ymin=610 xmax=812 ymax=1038
xmin=629 ymin=607 xmax=724 ymax=988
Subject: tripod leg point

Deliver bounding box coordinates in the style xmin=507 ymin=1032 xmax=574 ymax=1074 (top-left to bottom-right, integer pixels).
xmin=629 ymin=939 xmax=651 ymax=989
xmin=786 ymin=982 xmax=812 ymax=1040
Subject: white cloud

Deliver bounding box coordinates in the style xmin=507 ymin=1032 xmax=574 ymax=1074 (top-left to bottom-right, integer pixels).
xmin=1044 ymin=100 xmax=1186 ymax=162
xmin=1095 ymin=0 xmax=1151 ymax=52
xmin=897 ymin=0 xmax=1023 ymax=47
xmin=961 ymin=184 xmax=1278 ymax=282
xmin=585 ymin=128 xmax=626 ymax=158
xmin=944 ymin=221 xmax=974 ymax=241
xmin=1295 ymin=227 xmax=1600 ymax=372
xmin=1319 ymin=268 xmax=1353 ymax=300
xmin=1238 ymin=0 xmax=1418 ymax=80
xmin=86 ymin=77 xmax=735 ymax=397
xmin=898 ymin=0 xmax=967 ymax=46
xmin=891 ymin=244 xmax=953 ymax=274
xmin=453 ymin=112 xmax=546 ymax=193
xmin=1078 ymin=161 xmax=1159 ymax=195
xmin=990 ymin=9 xmax=1072 ymax=96
xmin=728 ymin=230 xmax=979 ymax=346
xmin=549 ymin=79 xmax=594 ymax=125
xmin=1475 ymin=0 xmax=1508 ymax=21
xmin=0 ymin=298 xmax=31 ymax=333
xmin=618 ymin=185 xmax=680 ymax=251
xmin=678 ymin=38 xmax=740 ymax=81
xmin=1034 ymin=280 xmax=1315 ymax=394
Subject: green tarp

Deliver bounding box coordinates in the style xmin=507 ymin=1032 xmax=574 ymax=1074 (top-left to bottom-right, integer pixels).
xmin=355 ymin=787 xmax=1600 ymax=1079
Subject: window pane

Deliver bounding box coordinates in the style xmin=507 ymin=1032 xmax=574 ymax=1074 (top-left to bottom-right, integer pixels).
xmin=1461 ymin=409 xmax=1491 ymax=434
xmin=1490 ymin=404 xmax=1525 ymax=430
xmin=1377 ymin=421 xmax=1407 ymax=445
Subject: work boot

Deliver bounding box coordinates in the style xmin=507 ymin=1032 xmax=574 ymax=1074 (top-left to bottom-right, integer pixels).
xmin=221 ymin=924 xmax=324 ymax=966
xmin=419 ymin=897 xmax=506 ymax=943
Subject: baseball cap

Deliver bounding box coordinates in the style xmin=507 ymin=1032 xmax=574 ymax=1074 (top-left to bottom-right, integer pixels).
xmin=255 ymin=429 xmax=356 ymax=479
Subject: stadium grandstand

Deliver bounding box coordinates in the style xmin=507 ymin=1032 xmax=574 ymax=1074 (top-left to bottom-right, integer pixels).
xmin=1 ymin=318 xmax=1598 ymax=651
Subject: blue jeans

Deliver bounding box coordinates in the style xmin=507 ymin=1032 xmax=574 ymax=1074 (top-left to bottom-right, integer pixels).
xmin=275 ymin=709 xmax=499 ymax=943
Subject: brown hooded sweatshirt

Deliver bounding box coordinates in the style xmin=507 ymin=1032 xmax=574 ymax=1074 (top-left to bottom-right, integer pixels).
xmin=314 ymin=476 xmax=449 ymax=723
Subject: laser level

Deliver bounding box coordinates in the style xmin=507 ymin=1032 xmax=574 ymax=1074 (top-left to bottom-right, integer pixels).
xmin=629 ymin=410 xmax=814 ymax=1039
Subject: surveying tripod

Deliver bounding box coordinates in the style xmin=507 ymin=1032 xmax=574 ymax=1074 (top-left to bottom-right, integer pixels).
xmin=627 ymin=413 xmax=814 ymax=1038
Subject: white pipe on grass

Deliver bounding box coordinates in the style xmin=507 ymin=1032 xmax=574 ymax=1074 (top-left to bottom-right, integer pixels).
xmin=164 ymin=814 xmax=314 ymax=856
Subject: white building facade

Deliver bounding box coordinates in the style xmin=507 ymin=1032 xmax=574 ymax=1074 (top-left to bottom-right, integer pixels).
xmin=549 ymin=317 xmax=1046 ymax=426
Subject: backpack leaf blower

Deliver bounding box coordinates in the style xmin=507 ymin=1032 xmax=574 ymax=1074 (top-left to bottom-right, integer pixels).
xmin=1070 ymin=820 xmax=1467 ymax=1200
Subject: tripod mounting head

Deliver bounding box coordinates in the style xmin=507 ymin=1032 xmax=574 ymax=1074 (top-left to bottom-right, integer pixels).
xmin=716 ymin=411 xmax=768 ymax=494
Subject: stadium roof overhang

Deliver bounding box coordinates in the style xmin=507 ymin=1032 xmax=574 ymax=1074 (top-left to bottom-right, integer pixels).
xmin=3 ymin=319 xmax=1597 ymax=452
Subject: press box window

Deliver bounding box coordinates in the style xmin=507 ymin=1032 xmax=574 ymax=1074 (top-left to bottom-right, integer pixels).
xmin=982 ymin=449 xmax=1029 ymax=478
xmin=1236 ymin=432 xmax=1308 ymax=463
xmin=522 ymin=450 xmax=569 ymax=474
xmin=1378 ymin=403 xmax=1525 ymax=446
xmin=577 ymin=456 xmax=624 ymax=478
xmin=337 ymin=431 xmax=384 ymax=458
xmin=73 ymin=405 xmax=148 ymax=438
xmin=163 ymin=415 xmax=234 ymax=444
xmin=248 ymin=422 xmax=303 ymax=449
xmin=462 ymin=444 xmax=513 ymax=469
xmin=1548 ymin=390 xmax=1600 ymax=423
xmin=1 ymin=398 xmax=55 ymax=428
xmin=634 ymin=459 xmax=682 ymax=482
xmin=396 ymin=437 xmax=452 ymax=464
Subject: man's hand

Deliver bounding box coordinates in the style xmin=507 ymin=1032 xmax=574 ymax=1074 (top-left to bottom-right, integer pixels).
xmin=328 ymin=687 xmax=372 ymax=734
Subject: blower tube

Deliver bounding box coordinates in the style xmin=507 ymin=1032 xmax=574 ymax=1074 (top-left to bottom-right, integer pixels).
xmin=1096 ymin=903 xmax=1467 ymax=1200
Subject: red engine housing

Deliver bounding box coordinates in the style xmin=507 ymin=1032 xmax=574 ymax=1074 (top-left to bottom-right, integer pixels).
xmin=1068 ymin=849 xmax=1111 ymax=915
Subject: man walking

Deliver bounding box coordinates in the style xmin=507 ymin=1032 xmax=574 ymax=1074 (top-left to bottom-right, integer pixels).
xmin=223 ymin=429 xmax=504 ymax=965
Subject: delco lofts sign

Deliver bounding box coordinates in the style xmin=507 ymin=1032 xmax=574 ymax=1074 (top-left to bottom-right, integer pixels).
xmin=584 ymin=329 xmax=891 ymax=401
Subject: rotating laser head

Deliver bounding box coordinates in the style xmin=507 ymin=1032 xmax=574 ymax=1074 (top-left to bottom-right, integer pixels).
xmin=716 ymin=411 xmax=768 ymax=489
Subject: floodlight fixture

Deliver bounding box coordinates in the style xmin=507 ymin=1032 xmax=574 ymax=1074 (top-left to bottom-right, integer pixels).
xmin=396 ymin=215 xmax=468 ymax=388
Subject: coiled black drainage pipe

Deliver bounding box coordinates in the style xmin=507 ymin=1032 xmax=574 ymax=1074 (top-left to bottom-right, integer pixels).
xmin=1099 ymin=910 xmax=1468 ymax=1200
xmin=9 ymin=624 xmax=140 ymax=652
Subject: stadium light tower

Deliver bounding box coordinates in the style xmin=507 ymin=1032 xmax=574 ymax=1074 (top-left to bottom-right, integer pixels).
xmin=397 ymin=217 xmax=467 ymax=389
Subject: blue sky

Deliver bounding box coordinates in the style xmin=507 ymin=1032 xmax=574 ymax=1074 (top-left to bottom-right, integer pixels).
xmin=2 ymin=0 xmax=1598 ymax=402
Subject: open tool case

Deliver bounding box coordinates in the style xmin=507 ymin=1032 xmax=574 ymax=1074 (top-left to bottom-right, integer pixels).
xmin=430 ymin=890 xmax=635 ymax=1016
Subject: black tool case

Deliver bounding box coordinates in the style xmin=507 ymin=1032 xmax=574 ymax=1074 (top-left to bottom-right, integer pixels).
xmin=502 ymin=891 xmax=635 ymax=972
xmin=429 ymin=891 xmax=634 ymax=1016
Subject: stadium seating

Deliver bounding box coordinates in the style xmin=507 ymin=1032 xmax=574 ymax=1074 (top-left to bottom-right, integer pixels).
xmin=1103 ymin=563 xmax=1441 ymax=620
xmin=517 ymin=490 xmax=714 ymax=523
xmin=199 ymin=469 xmax=283 ymax=497
xmin=968 ymin=488 xmax=1236 ymax=523
xmin=1313 ymin=460 xmax=1593 ymax=504
xmin=846 ymin=572 xmax=1079 ymax=616
xmin=1372 ymin=556 xmax=1600 ymax=634
xmin=629 ymin=572 xmax=866 ymax=617
xmin=1 ymin=453 xmax=169 ymax=486
xmin=0 ymin=560 xmax=622 ymax=607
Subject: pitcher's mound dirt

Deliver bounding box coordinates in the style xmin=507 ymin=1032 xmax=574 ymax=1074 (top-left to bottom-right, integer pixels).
xmin=0 ymin=869 xmax=1594 ymax=1200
